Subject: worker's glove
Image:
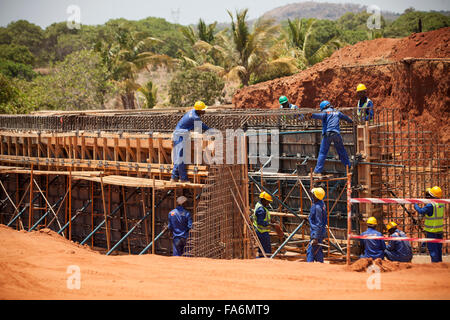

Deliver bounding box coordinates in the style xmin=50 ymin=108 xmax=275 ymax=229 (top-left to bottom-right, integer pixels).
xmin=311 ymin=238 xmax=318 ymax=246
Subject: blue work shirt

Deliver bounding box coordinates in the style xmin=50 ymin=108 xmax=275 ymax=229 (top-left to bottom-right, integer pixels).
xmin=168 ymin=206 xmax=193 ymax=239
xmin=174 ymin=109 xmax=209 ymax=133
xmin=255 ymin=201 xmax=270 ymax=228
xmin=414 ymin=203 xmax=433 ymax=217
xmin=309 ymin=200 xmax=327 ymax=239
xmin=360 ymin=227 xmax=386 ymax=259
xmin=386 ymin=229 xmax=412 ymax=261
xmin=312 ymin=107 xmax=353 ymax=135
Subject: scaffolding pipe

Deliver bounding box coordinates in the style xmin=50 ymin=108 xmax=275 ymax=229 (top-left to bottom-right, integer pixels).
xmin=138 ymin=226 xmax=168 ymax=255
xmin=57 ymin=200 xmax=92 ymax=235
xmin=28 ymin=196 xmax=64 ymax=232
xmin=80 ymin=187 xmax=140 ymax=245
xmin=270 ymin=220 xmax=306 ymax=259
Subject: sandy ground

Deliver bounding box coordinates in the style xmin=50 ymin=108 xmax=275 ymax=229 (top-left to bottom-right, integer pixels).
xmin=0 ymin=224 xmax=449 ymax=300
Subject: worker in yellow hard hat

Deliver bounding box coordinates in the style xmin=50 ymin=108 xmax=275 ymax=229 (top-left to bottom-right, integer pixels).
xmin=384 ymin=221 xmax=413 ymax=262
xmin=359 ymin=216 xmax=386 ymax=259
xmin=356 ymin=83 xmax=374 ymax=123
xmin=252 ymin=191 xmax=274 ymax=257
xmin=414 ymin=186 xmax=444 ymax=262
xmin=171 ymin=101 xmax=210 ymax=183
xmin=307 ymin=188 xmax=327 ymax=262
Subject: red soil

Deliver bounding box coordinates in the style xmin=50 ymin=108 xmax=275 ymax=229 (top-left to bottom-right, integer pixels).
xmin=233 ymin=27 xmax=450 ymax=143
xmin=1 ymin=224 xmax=449 ymax=300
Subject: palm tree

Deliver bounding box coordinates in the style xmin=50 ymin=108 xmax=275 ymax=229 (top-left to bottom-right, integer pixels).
xmin=138 ymin=80 xmax=158 ymax=108
xmin=98 ymin=26 xmax=173 ymax=109
xmin=285 ymin=18 xmax=345 ymax=69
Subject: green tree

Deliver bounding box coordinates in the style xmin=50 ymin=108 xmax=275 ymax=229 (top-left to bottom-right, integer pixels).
xmin=0 ymin=44 xmax=35 ymax=65
xmin=0 ymin=58 xmax=36 ymax=80
xmin=0 ymin=74 xmax=33 ymax=114
xmin=138 ymin=80 xmax=158 ymax=108
xmin=169 ymin=69 xmax=224 ymax=107
xmin=5 ymin=20 xmax=44 ymax=61
xmin=97 ymin=25 xmax=174 ymax=109
xmin=385 ymin=11 xmax=450 ymax=37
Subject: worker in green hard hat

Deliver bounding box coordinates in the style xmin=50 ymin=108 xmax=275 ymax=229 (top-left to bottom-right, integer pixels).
xmin=279 ymin=96 xmax=298 ymax=110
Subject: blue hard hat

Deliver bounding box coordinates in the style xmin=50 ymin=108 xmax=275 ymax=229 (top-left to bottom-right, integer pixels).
xmin=319 ymin=100 xmax=331 ymax=111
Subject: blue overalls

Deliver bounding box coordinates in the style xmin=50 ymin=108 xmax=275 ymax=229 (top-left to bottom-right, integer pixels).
xmin=384 ymin=229 xmax=413 ymax=262
xmin=312 ymin=107 xmax=353 ymax=174
xmin=168 ymin=206 xmax=193 ymax=256
xmin=253 ymin=201 xmax=272 ymax=257
xmin=360 ymin=227 xmax=386 ymax=259
xmin=307 ymin=199 xmax=327 ymax=262
xmin=414 ymin=203 xmax=444 ymax=262
xmin=172 ymin=109 xmax=209 ymax=181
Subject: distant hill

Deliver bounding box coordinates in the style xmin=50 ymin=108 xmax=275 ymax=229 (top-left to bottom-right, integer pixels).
xmin=261 ymin=1 xmax=400 ymax=22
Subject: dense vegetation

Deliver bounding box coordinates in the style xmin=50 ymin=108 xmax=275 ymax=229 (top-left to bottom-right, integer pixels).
xmin=0 ymin=8 xmax=448 ymax=113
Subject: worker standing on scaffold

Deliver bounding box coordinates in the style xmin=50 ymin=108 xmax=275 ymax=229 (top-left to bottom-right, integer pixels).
xmin=311 ymin=100 xmax=353 ymax=177
xmin=414 ymin=186 xmax=444 ymax=263
xmin=171 ymin=101 xmax=210 ymax=183
xmin=307 ymin=188 xmax=327 ymax=263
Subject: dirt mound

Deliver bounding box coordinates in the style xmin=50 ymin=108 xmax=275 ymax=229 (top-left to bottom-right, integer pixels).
xmin=348 ymin=258 xmax=413 ymax=273
xmin=1 ymin=224 xmax=450 ymax=300
xmin=232 ymin=27 xmax=450 ymax=143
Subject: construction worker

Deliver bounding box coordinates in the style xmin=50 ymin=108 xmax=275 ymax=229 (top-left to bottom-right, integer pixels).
xmin=171 ymin=101 xmax=210 ymax=183
xmin=312 ymin=101 xmax=353 ymax=175
xmin=279 ymin=96 xmax=298 ymax=110
xmin=413 ymin=186 xmax=444 ymax=263
xmin=307 ymin=188 xmax=327 ymax=263
xmin=253 ymin=191 xmax=274 ymax=257
xmin=384 ymin=221 xmax=413 ymax=262
xmin=356 ymin=84 xmax=374 ymax=123
xmin=359 ymin=217 xmax=386 ymax=260
xmin=168 ymin=196 xmax=193 ymax=256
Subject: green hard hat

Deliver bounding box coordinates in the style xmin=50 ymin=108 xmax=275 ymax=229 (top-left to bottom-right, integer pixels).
xmin=279 ymin=96 xmax=288 ymax=104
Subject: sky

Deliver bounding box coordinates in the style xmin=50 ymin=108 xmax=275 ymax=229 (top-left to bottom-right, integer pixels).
xmin=0 ymin=0 xmax=449 ymax=28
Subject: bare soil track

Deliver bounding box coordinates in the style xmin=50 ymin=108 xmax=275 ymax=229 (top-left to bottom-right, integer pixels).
xmin=0 ymin=225 xmax=449 ymax=300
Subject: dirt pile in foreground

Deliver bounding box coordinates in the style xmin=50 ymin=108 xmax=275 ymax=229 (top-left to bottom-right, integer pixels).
xmin=233 ymin=27 xmax=450 ymax=143
xmin=348 ymin=258 xmax=414 ymax=273
xmin=1 ymin=224 xmax=449 ymax=300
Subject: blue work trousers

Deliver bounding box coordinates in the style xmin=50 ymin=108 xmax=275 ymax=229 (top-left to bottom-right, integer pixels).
xmin=256 ymin=230 xmax=271 ymax=257
xmin=426 ymin=232 xmax=443 ymax=263
xmin=314 ymin=132 xmax=350 ymax=174
xmin=307 ymin=239 xmax=324 ymax=263
xmin=173 ymin=236 xmax=187 ymax=256
xmin=171 ymin=138 xmax=188 ymax=181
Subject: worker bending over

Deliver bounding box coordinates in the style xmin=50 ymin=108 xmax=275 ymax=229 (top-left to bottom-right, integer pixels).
xmin=171 ymin=101 xmax=210 ymax=183
xmin=253 ymin=191 xmax=274 ymax=257
xmin=414 ymin=186 xmax=444 ymax=263
xmin=168 ymin=196 xmax=193 ymax=256
xmin=312 ymin=101 xmax=353 ymax=175
xmin=307 ymin=188 xmax=327 ymax=263
xmin=360 ymin=217 xmax=386 ymax=260
xmin=356 ymin=84 xmax=374 ymax=123
xmin=384 ymin=221 xmax=413 ymax=262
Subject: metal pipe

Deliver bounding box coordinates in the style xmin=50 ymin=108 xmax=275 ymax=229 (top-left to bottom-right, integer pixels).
xmin=138 ymin=226 xmax=168 ymax=255
xmin=270 ymin=220 xmax=305 ymax=258
xmin=80 ymin=187 xmax=140 ymax=246
xmin=57 ymin=200 xmax=92 ymax=235
xmin=28 ymin=196 xmax=64 ymax=232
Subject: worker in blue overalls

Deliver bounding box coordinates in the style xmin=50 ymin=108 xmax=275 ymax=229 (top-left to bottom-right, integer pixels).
xmin=360 ymin=216 xmax=386 ymax=259
xmin=168 ymin=196 xmax=193 ymax=256
xmin=279 ymin=96 xmax=298 ymax=110
xmin=253 ymin=191 xmax=274 ymax=257
xmin=307 ymin=187 xmax=327 ymax=263
xmin=171 ymin=101 xmax=210 ymax=183
xmin=312 ymin=100 xmax=353 ymax=176
xmin=384 ymin=221 xmax=413 ymax=262
xmin=414 ymin=186 xmax=445 ymax=263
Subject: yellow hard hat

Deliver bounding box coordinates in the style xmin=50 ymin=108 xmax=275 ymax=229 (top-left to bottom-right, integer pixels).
xmin=428 ymin=186 xmax=442 ymax=198
xmin=357 ymin=84 xmax=367 ymax=92
xmin=259 ymin=191 xmax=273 ymax=202
xmin=311 ymin=188 xmax=325 ymax=200
xmin=194 ymin=100 xmax=207 ymax=111
xmin=386 ymin=221 xmax=398 ymax=231
xmin=367 ymin=217 xmax=377 ymax=225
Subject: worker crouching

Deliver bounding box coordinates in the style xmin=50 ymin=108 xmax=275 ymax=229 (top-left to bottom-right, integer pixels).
xmin=384 ymin=221 xmax=413 ymax=263
xmin=359 ymin=217 xmax=386 ymax=260
xmin=307 ymin=188 xmax=327 ymax=263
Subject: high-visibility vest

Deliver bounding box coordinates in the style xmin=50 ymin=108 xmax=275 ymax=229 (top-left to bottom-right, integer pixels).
xmin=424 ymin=203 xmax=444 ymax=233
xmin=253 ymin=202 xmax=271 ymax=233
xmin=357 ymin=98 xmax=373 ymax=122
